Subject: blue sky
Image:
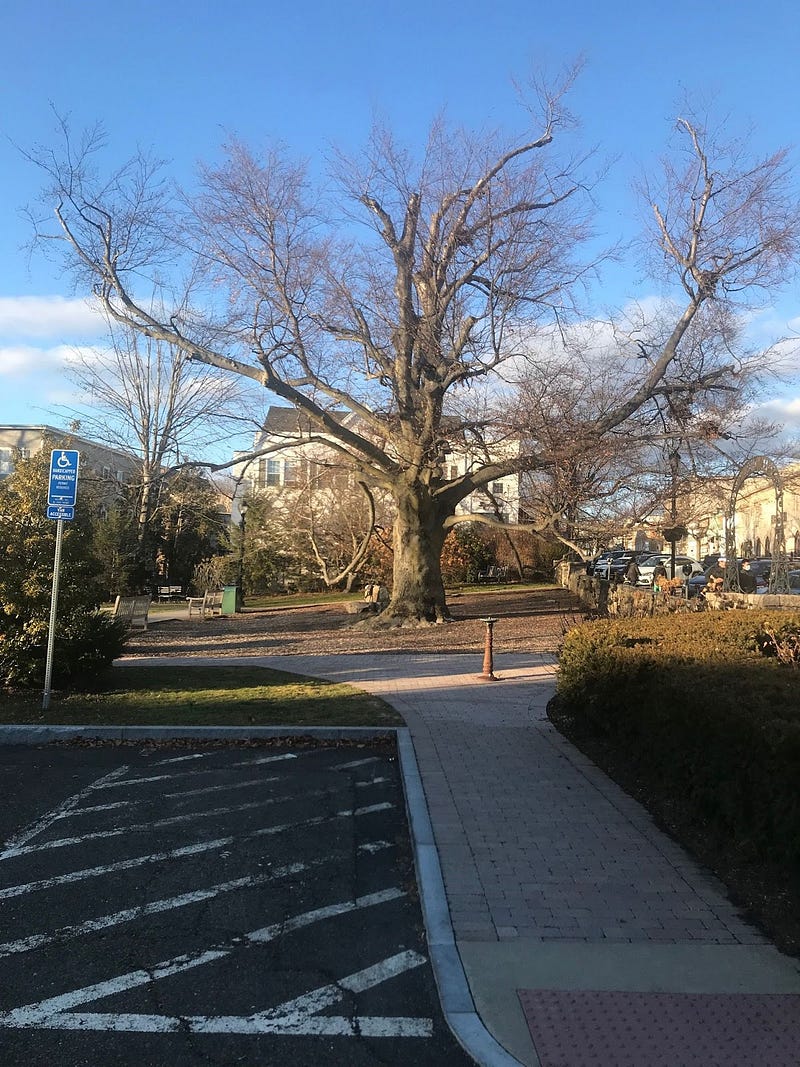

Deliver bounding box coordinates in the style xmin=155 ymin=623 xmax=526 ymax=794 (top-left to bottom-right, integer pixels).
xmin=1 ymin=0 xmax=799 ymax=446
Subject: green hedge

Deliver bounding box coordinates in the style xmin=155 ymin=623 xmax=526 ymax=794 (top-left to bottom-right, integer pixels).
xmin=557 ymin=612 xmax=800 ymax=874
xmin=0 ymin=610 xmax=128 ymax=689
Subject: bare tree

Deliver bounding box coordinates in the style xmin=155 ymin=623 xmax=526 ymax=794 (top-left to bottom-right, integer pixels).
xmin=63 ymin=324 xmax=239 ymax=549
xmin=512 ymin=326 xmax=790 ymax=555
xmin=27 ymin=98 xmax=800 ymax=622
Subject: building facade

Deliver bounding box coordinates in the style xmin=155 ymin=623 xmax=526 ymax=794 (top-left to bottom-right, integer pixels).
xmin=0 ymin=424 xmax=142 ymax=513
xmin=230 ymin=407 xmax=522 ymax=525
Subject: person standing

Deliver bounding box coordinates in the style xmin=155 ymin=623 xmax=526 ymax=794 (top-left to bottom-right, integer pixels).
xmin=624 ymin=558 xmax=641 ymax=585
xmin=738 ymin=560 xmax=757 ymax=593
xmin=705 ymin=557 xmax=727 ymax=591
xmin=652 ymin=561 xmax=668 ymax=590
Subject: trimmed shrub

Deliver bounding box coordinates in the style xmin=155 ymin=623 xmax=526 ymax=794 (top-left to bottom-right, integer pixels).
xmin=557 ymin=611 xmax=800 ymax=875
xmin=0 ymin=610 xmax=127 ymax=690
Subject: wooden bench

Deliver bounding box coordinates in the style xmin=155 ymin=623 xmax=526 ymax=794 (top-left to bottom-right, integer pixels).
xmin=157 ymin=584 xmax=184 ymax=601
xmin=187 ymin=589 xmax=224 ymax=619
xmin=477 ymin=566 xmax=509 ymax=583
xmin=112 ymin=595 xmax=152 ymax=630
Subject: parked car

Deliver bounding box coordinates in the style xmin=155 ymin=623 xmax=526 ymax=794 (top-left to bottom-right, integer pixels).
xmin=606 ymin=551 xmax=653 ymax=582
xmin=636 ymin=554 xmax=704 ymax=586
xmin=687 ymin=572 xmax=708 ymax=597
xmin=588 ymin=549 xmax=627 ymax=578
xmin=690 ymin=559 xmax=769 ymax=596
xmin=743 ymin=557 xmax=772 ymax=581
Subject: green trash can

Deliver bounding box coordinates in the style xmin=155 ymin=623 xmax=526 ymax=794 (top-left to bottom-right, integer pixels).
xmin=221 ymin=585 xmax=240 ymax=615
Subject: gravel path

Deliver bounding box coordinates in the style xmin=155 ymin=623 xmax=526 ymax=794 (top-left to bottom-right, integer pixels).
xmin=127 ymin=586 xmax=586 ymax=659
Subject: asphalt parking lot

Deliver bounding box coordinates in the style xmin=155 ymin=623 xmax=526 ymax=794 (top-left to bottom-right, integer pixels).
xmin=0 ymin=741 xmax=474 ymax=1066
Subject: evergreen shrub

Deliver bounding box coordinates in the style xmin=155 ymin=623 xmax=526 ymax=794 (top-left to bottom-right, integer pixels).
xmin=557 ymin=611 xmax=800 ymax=874
xmin=0 ymin=611 xmax=127 ymax=689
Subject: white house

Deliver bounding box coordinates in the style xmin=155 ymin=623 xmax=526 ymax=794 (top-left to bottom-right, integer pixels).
xmin=230 ymin=406 xmax=523 ymax=525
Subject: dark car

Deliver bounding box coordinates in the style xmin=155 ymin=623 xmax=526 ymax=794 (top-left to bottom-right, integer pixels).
xmin=607 ymin=551 xmax=653 ymax=582
xmin=743 ymin=557 xmax=771 ymax=580
xmin=688 ymin=572 xmax=708 ymax=597
xmin=587 ymin=549 xmax=626 ymax=577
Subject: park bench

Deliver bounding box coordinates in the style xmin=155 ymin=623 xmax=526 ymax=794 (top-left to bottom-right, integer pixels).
xmin=157 ymin=584 xmax=184 ymax=601
xmin=477 ymin=566 xmax=509 ymax=583
xmin=187 ymin=589 xmax=224 ymax=619
xmin=112 ymin=595 xmax=152 ymax=630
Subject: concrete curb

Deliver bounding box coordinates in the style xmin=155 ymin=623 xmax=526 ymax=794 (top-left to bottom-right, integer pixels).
xmin=396 ymin=728 xmax=524 ymax=1066
xmin=0 ymin=725 xmax=398 ymax=744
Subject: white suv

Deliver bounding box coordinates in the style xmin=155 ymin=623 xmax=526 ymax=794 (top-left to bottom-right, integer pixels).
xmin=636 ymin=554 xmax=704 ymax=585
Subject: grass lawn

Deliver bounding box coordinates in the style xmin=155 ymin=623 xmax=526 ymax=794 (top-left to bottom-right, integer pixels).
xmin=137 ymin=582 xmax=559 ymax=616
xmin=2 ymin=665 xmax=403 ymax=728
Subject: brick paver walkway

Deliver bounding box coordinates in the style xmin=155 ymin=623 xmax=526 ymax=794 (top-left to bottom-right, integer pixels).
xmin=140 ymin=650 xmax=766 ymax=949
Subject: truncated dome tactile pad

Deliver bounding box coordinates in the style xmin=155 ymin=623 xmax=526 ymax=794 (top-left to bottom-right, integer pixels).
xmin=517 ymin=989 xmax=800 ymax=1067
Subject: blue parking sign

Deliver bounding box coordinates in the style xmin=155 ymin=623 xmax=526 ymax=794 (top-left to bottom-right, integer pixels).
xmin=47 ymin=449 xmax=80 ymax=513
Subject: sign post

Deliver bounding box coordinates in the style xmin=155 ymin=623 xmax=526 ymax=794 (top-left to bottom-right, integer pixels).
xmin=43 ymin=450 xmax=80 ymax=711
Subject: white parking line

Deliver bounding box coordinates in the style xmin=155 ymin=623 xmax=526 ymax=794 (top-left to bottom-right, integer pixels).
xmin=47 ymin=775 xmax=387 ymax=824
xmin=230 ymin=753 xmax=300 ymax=768
xmin=0 ymin=806 xmax=394 ymax=899
xmin=0 ymin=767 xmax=130 ymax=855
xmin=52 ymin=800 xmax=134 ymax=819
xmin=2 ymin=796 xmax=278 ymax=858
xmin=0 ymin=837 xmax=236 ymax=900
xmin=0 ymin=948 xmax=431 ymax=1037
xmin=165 ymin=776 xmax=277 ymax=799
xmin=0 ymin=848 xmax=394 ymax=958
xmin=332 ymin=757 xmax=382 ymax=771
xmin=153 ymin=752 xmax=215 ymax=765
xmin=1 ymin=791 xmax=393 ymax=860
xmin=153 ymin=752 xmax=301 ymax=769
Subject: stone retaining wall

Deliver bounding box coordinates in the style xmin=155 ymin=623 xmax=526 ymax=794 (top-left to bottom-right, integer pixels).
xmin=555 ymin=561 xmax=799 ymax=617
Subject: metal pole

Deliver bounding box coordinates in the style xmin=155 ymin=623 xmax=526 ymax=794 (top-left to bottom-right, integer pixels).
xmin=42 ymin=518 xmax=64 ymax=711
xmin=237 ymin=509 xmax=246 ymax=610
xmin=477 ymin=616 xmax=498 ymax=681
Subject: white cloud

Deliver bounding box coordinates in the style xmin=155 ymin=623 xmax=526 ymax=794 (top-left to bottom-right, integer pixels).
xmin=0 ymin=295 xmax=106 ymax=340
xmin=752 ymin=396 xmax=800 ymax=432
xmin=0 ymin=343 xmax=102 ymax=378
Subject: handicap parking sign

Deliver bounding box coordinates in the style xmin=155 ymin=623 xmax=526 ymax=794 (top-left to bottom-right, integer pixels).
xmin=47 ymin=449 xmax=80 ymax=515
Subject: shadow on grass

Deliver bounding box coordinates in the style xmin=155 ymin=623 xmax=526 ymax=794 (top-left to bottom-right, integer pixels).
xmin=3 ymin=665 xmax=404 ymax=728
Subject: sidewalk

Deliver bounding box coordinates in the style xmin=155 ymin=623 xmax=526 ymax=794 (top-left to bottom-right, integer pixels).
xmin=115 ymin=648 xmax=800 ymax=1065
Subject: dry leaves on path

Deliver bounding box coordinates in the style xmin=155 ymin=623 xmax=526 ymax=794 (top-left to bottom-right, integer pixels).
xmin=126 ymin=587 xmax=586 ymax=659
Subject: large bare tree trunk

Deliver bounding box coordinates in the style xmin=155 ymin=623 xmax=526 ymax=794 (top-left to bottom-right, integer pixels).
xmin=384 ymin=486 xmax=450 ymax=624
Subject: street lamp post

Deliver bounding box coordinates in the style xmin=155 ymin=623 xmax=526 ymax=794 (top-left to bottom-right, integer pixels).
xmin=237 ymin=501 xmax=248 ymax=610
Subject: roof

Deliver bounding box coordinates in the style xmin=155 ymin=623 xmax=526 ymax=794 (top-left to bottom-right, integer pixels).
xmin=262 ymin=406 xmax=349 ymax=435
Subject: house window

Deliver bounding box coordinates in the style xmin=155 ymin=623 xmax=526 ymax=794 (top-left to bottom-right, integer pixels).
xmin=449 ymin=464 xmax=459 ymax=480
xmin=284 ymin=459 xmax=303 ymax=487
xmin=266 ymin=459 xmax=281 ymax=486
xmin=491 ymin=482 xmax=505 ymax=497
xmin=102 ymin=466 xmax=111 ymax=480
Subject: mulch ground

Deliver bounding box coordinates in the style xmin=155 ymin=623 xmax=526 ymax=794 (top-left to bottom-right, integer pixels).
xmin=126 ymin=586 xmax=587 ymax=659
